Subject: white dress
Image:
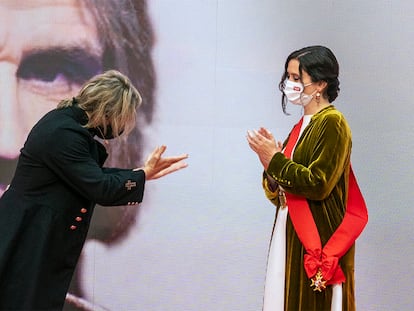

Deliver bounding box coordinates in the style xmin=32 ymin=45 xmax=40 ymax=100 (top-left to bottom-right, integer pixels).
xmin=262 ymin=115 xmax=342 ymax=311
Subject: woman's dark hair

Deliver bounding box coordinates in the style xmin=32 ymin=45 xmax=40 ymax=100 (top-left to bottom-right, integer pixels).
xmin=278 ymin=45 xmax=340 ymax=113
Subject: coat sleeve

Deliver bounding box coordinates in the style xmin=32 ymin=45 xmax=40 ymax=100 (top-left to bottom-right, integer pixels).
xmin=265 ymin=111 xmax=351 ymax=200
xmin=44 ymin=127 xmax=146 ymax=206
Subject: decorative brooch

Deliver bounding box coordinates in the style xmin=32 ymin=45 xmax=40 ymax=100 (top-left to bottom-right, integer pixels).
xmin=310 ymin=268 xmax=327 ymax=292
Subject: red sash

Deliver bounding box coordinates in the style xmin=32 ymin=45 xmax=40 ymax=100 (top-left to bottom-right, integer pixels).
xmin=283 ymin=118 xmax=368 ymax=285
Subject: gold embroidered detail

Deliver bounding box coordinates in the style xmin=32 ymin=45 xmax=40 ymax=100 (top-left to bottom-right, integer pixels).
xmin=125 ymin=180 xmax=137 ymax=190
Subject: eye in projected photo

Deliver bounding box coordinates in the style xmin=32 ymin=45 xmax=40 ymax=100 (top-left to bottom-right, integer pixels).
xmin=0 ymin=0 xmax=155 ymax=309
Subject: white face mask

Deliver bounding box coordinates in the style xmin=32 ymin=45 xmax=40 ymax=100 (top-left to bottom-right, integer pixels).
xmin=283 ymin=79 xmax=314 ymax=106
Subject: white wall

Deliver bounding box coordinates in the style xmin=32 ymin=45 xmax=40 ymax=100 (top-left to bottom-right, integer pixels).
xmin=81 ymin=1 xmax=414 ymax=310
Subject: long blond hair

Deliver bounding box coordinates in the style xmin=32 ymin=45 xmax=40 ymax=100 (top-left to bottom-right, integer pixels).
xmin=58 ymin=70 xmax=142 ymax=137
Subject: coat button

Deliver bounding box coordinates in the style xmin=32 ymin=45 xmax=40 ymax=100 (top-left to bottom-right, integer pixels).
xmin=70 ymin=225 xmax=77 ymax=230
xmin=76 ymin=217 xmax=82 ymax=222
xmin=80 ymin=208 xmax=87 ymax=214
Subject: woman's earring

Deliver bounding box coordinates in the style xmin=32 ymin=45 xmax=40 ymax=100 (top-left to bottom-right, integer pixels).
xmin=316 ymin=92 xmax=321 ymax=103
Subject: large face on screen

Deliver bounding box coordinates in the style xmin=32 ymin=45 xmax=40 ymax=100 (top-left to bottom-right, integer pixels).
xmin=0 ymin=0 xmax=102 ymax=195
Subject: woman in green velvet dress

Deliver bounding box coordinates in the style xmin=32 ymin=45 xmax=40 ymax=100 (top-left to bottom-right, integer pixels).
xmin=247 ymin=46 xmax=368 ymax=311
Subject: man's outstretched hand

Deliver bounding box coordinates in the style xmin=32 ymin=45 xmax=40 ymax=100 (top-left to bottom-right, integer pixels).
xmin=137 ymin=145 xmax=188 ymax=180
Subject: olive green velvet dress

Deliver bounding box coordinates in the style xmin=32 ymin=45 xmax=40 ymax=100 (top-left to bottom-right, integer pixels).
xmin=263 ymin=105 xmax=356 ymax=311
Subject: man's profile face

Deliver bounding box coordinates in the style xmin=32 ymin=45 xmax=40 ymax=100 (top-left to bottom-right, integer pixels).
xmin=0 ymin=0 xmax=102 ymax=195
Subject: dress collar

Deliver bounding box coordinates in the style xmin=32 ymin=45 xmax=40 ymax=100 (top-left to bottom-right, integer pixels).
xmin=310 ymin=104 xmax=335 ymax=120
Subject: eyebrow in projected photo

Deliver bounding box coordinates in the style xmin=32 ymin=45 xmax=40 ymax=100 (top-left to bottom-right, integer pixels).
xmin=0 ymin=0 xmax=155 ymax=309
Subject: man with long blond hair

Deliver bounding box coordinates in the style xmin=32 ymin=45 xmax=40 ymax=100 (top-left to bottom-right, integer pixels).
xmin=0 ymin=70 xmax=188 ymax=310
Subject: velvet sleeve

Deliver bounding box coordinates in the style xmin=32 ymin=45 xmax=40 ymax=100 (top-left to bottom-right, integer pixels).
xmin=266 ymin=111 xmax=351 ymax=200
xmin=262 ymin=172 xmax=280 ymax=207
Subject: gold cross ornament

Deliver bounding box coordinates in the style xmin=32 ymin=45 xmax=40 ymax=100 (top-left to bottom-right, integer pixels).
xmin=310 ymin=269 xmax=327 ymax=292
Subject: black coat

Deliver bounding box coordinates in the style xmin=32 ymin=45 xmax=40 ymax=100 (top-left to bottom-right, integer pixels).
xmin=0 ymin=106 xmax=145 ymax=310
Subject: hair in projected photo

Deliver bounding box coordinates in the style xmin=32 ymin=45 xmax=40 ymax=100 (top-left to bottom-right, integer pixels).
xmin=0 ymin=0 xmax=154 ymax=309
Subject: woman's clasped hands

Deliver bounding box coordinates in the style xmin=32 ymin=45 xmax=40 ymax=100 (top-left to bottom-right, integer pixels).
xmin=247 ymin=127 xmax=283 ymax=170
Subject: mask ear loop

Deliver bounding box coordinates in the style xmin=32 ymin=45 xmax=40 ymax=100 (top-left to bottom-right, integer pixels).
xmin=299 ymin=87 xmax=317 ymax=107
xmin=306 ymin=80 xmax=322 ymax=104
xmin=300 ymin=82 xmax=313 ymax=106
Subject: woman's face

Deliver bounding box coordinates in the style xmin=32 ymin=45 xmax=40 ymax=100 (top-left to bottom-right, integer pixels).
xmin=0 ymin=0 xmax=102 ymax=194
xmin=286 ymin=59 xmax=315 ymax=95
